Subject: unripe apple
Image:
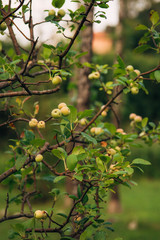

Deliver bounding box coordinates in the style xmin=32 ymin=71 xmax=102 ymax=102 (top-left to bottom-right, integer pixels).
xmin=51 ymin=76 xmax=62 ymax=85
xmin=58 ymin=102 xmax=67 ymax=110
xmin=79 ymin=118 xmax=87 ymax=126
xmin=131 ymin=87 xmax=139 ymax=95
xmin=134 ymin=69 xmax=141 ymax=76
xmin=0 ymin=22 xmax=7 ymax=31
xmin=134 ymin=115 xmax=142 ymax=122
xmin=107 ymin=90 xmax=112 ymax=95
xmin=34 ymin=210 xmax=47 ymax=219
xmin=51 ymin=108 xmax=62 ymax=118
xmin=88 ymin=71 xmax=100 ymax=80
xmin=90 ymin=127 xmax=96 ymax=134
xmin=108 ymin=148 xmax=116 ymax=156
xmin=116 ymin=128 xmax=124 ymax=134
xmin=95 ymin=127 xmax=104 ymax=135
xmin=126 ymin=65 xmax=134 ymax=72
xmin=35 ymin=154 xmax=43 ymax=162
xmin=115 ymin=146 xmax=121 ymax=151
xmin=129 ymin=113 xmax=137 ymax=120
xmin=101 ymin=111 xmax=107 ymax=117
xmin=61 ymin=106 xmax=70 ymax=116
xmin=37 ymin=60 xmax=44 ymax=64
xmin=37 ymin=121 xmax=45 ymax=128
xmin=57 ymin=9 xmax=66 ymax=18
xmin=48 ymin=9 xmax=56 ymax=16
xmin=29 ymin=118 xmax=38 ymax=128
xmin=110 ymin=140 xmax=117 ymax=146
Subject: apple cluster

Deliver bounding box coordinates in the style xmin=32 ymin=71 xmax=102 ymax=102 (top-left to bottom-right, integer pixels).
xmin=90 ymin=127 xmax=104 ymax=135
xmin=29 ymin=118 xmax=45 ymax=128
xmin=126 ymin=65 xmax=143 ymax=95
xmin=48 ymin=8 xmax=66 ymax=21
xmin=51 ymin=102 xmax=70 ymax=118
xmin=129 ymin=113 xmax=142 ymax=127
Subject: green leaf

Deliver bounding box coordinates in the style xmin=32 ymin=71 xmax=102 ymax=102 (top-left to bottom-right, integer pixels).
xmin=60 ymin=237 xmax=77 ymax=240
xmin=53 ymin=176 xmax=66 ymax=183
xmin=104 ymin=122 xmax=116 ymax=135
xmin=16 ymin=156 xmax=27 ymax=170
xmin=24 ymin=129 xmax=35 ymax=142
xmin=96 ymin=157 xmax=105 ymax=172
xmin=81 ymin=132 xmax=97 ymax=145
xmin=30 ymin=138 xmax=45 ymax=147
xmin=57 ymin=213 xmax=68 ymax=218
xmin=51 ymin=148 xmax=67 ymax=160
xmin=69 ymin=194 xmax=78 ymax=200
xmin=132 ymin=158 xmax=151 ymax=165
xmin=99 ymin=3 xmax=109 ymax=9
xmin=150 ymin=10 xmax=159 ymax=25
xmin=52 ymin=0 xmax=65 ymax=8
xmin=74 ymin=174 xmax=83 ymax=182
xmin=134 ymin=44 xmax=150 ymax=53
xmin=154 ymin=71 xmax=160 ymax=82
xmin=66 ymin=154 xmax=78 ymax=171
xmin=67 ymin=105 xmax=77 ymax=124
xmin=117 ymin=55 xmax=125 ymax=69
xmin=141 ymin=117 xmax=148 ymax=128
xmin=135 ymin=24 xmax=148 ymax=31
xmin=78 ymin=109 xmax=94 ymax=119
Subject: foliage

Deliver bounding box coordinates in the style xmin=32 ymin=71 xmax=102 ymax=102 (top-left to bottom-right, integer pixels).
xmin=0 ymin=1 xmax=160 ymax=239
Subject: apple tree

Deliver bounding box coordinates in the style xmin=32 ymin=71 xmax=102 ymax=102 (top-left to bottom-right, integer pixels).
xmin=0 ymin=0 xmax=160 ymax=239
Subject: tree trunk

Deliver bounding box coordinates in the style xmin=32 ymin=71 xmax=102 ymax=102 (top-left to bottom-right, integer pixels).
xmin=108 ymin=0 xmax=126 ymax=214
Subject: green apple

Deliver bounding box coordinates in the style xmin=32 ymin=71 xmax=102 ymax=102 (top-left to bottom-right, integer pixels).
xmin=29 ymin=118 xmax=38 ymax=128
xmin=134 ymin=69 xmax=141 ymax=76
xmin=0 ymin=22 xmax=7 ymax=31
xmin=101 ymin=111 xmax=107 ymax=117
xmin=95 ymin=127 xmax=104 ymax=135
xmin=108 ymin=148 xmax=116 ymax=156
xmin=131 ymin=87 xmax=139 ymax=95
xmin=51 ymin=108 xmax=62 ymax=118
xmin=37 ymin=121 xmax=45 ymax=128
xmin=60 ymin=106 xmax=70 ymax=116
xmin=79 ymin=118 xmax=87 ymax=126
xmin=34 ymin=210 xmax=47 ymax=219
xmin=90 ymin=127 xmax=96 ymax=134
xmin=126 ymin=65 xmax=134 ymax=72
xmin=51 ymin=76 xmax=62 ymax=85
xmin=88 ymin=71 xmax=100 ymax=80
xmin=58 ymin=102 xmax=67 ymax=110
xmin=35 ymin=154 xmax=43 ymax=162
xmin=48 ymin=9 xmax=56 ymax=16
xmin=57 ymin=9 xmax=66 ymax=18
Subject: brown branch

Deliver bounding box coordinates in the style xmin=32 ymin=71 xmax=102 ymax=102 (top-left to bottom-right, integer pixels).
xmin=0 ymin=118 xmax=29 ymax=128
xmin=0 ymin=213 xmax=33 ymax=223
xmin=0 ymin=87 xmax=60 ymax=98
xmin=0 ymin=0 xmax=25 ymax=24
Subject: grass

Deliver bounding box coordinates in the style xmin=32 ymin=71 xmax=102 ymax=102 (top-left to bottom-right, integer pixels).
xmin=0 ymin=178 xmax=160 ymax=239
